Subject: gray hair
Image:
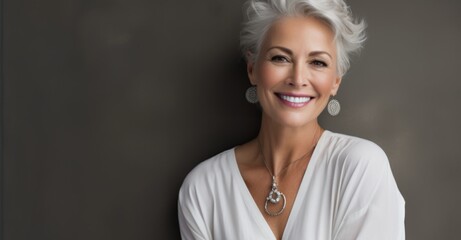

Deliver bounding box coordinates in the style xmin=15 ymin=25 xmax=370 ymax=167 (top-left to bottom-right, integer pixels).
xmin=240 ymin=0 xmax=366 ymax=77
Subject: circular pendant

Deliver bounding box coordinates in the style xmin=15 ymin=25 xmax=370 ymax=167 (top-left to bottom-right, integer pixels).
xmin=264 ymin=191 xmax=286 ymax=216
xmin=267 ymin=189 xmax=282 ymax=203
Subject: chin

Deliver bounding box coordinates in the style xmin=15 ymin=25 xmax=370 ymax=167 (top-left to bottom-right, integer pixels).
xmin=272 ymin=114 xmax=317 ymax=129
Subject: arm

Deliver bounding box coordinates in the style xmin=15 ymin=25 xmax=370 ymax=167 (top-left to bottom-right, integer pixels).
xmin=178 ymin=174 xmax=211 ymax=240
xmin=178 ymin=193 xmax=208 ymax=240
xmin=333 ymin=142 xmax=405 ymax=240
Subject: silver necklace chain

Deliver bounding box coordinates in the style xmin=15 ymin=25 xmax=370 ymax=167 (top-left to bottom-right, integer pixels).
xmin=257 ymin=127 xmax=320 ymax=216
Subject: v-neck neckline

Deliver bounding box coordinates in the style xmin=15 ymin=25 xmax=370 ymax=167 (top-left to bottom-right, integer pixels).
xmin=230 ymin=130 xmax=329 ymax=240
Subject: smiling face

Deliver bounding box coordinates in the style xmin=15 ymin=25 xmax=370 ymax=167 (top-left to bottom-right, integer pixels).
xmin=248 ymin=16 xmax=341 ymax=128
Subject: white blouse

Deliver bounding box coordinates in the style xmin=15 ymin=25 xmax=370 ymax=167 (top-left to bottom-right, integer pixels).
xmin=178 ymin=131 xmax=405 ymax=240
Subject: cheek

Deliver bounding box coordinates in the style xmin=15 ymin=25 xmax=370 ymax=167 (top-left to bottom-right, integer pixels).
xmin=312 ymin=72 xmax=338 ymax=95
xmin=256 ymin=63 xmax=289 ymax=87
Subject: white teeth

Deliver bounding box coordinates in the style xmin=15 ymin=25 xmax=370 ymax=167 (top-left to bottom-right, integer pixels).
xmin=280 ymin=95 xmax=311 ymax=103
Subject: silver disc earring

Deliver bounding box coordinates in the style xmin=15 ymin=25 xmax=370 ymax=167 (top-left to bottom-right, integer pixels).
xmin=245 ymin=86 xmax=258 ymax=104
xmin=327 ymin=98 xmax=340 ymax=116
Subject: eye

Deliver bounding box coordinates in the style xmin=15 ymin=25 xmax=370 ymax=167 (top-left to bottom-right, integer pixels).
xmin=311 ymin=60 xmax=328 ymax=67
xmin=270 ymin=55 xmax=290 ymax=63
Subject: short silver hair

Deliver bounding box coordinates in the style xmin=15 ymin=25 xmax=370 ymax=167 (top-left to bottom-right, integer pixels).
xmin=240 ymin=0 xmax=366 ymax=76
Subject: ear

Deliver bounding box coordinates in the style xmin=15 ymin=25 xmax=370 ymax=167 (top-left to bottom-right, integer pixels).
xmin=246 ymin=51 xmax=257 ymax=85
xmin=330 ymin=76 xmax=342 ymax=96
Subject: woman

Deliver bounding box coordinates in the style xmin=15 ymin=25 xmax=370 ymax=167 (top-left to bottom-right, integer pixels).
xmin=178 ymin=0 xmax=405 ymax=239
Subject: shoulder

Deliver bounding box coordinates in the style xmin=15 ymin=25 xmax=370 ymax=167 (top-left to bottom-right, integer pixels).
xmin=323 ymin=131 xmax=386 ymax=157
xmin=322 ymin=131 xmax=401 ymax=204
xmin=178 ymin=149 xmax=236 ymax=239
xmin=325 ymin=133 xmax=405 ymax=237
xmin=179 ymin=148 xmax=235 ymax=198
xmin=322 ymin=131 xmax=389 ymax=173
xmin=319 ymin=131 xmax=392 ymax=194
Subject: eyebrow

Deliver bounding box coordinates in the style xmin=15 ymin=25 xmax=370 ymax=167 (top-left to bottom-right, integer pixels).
xmin=267 ymin=46 xmax=293 ymax=55
xmin=309 ymin=51 xmax=332 ymax=60
xmin=267 ymin=46 xmax=333 ymax=60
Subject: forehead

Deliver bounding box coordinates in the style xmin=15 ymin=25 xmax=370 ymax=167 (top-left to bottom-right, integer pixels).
xmin=261 ymin=16 xmax=336 ymax=56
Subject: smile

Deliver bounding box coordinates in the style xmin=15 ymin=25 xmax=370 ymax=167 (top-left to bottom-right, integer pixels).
xmin=280 ymin=95 xmax=310 ymax=103
xmin=276 ymin=93 xmax=313 ymax=108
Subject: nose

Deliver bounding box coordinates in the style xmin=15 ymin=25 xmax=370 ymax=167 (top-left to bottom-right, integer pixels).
xmin=288 ymin=62 xmax=309 ymax=88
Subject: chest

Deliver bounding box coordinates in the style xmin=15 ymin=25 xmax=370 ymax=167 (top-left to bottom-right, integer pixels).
xmin=241 ymin=165 xmax=308 ymax=240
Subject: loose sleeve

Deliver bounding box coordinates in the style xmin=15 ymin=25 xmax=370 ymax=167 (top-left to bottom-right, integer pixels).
xmin=178 ymin=175 xmax=210 ymax=240
xmin=333 ymin=141 xmax=405 ymax=240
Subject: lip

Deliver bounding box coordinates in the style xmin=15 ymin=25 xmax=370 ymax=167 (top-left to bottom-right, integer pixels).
xmin=275 ymin=92 xmax=314 ymax=108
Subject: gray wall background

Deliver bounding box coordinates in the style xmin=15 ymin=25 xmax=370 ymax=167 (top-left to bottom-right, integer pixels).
xmin=1 ymin=0 xmax=460 ymax=239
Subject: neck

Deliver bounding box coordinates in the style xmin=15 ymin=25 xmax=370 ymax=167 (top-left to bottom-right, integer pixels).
xmin=257 ymin=115 xmax=322 ymax=176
